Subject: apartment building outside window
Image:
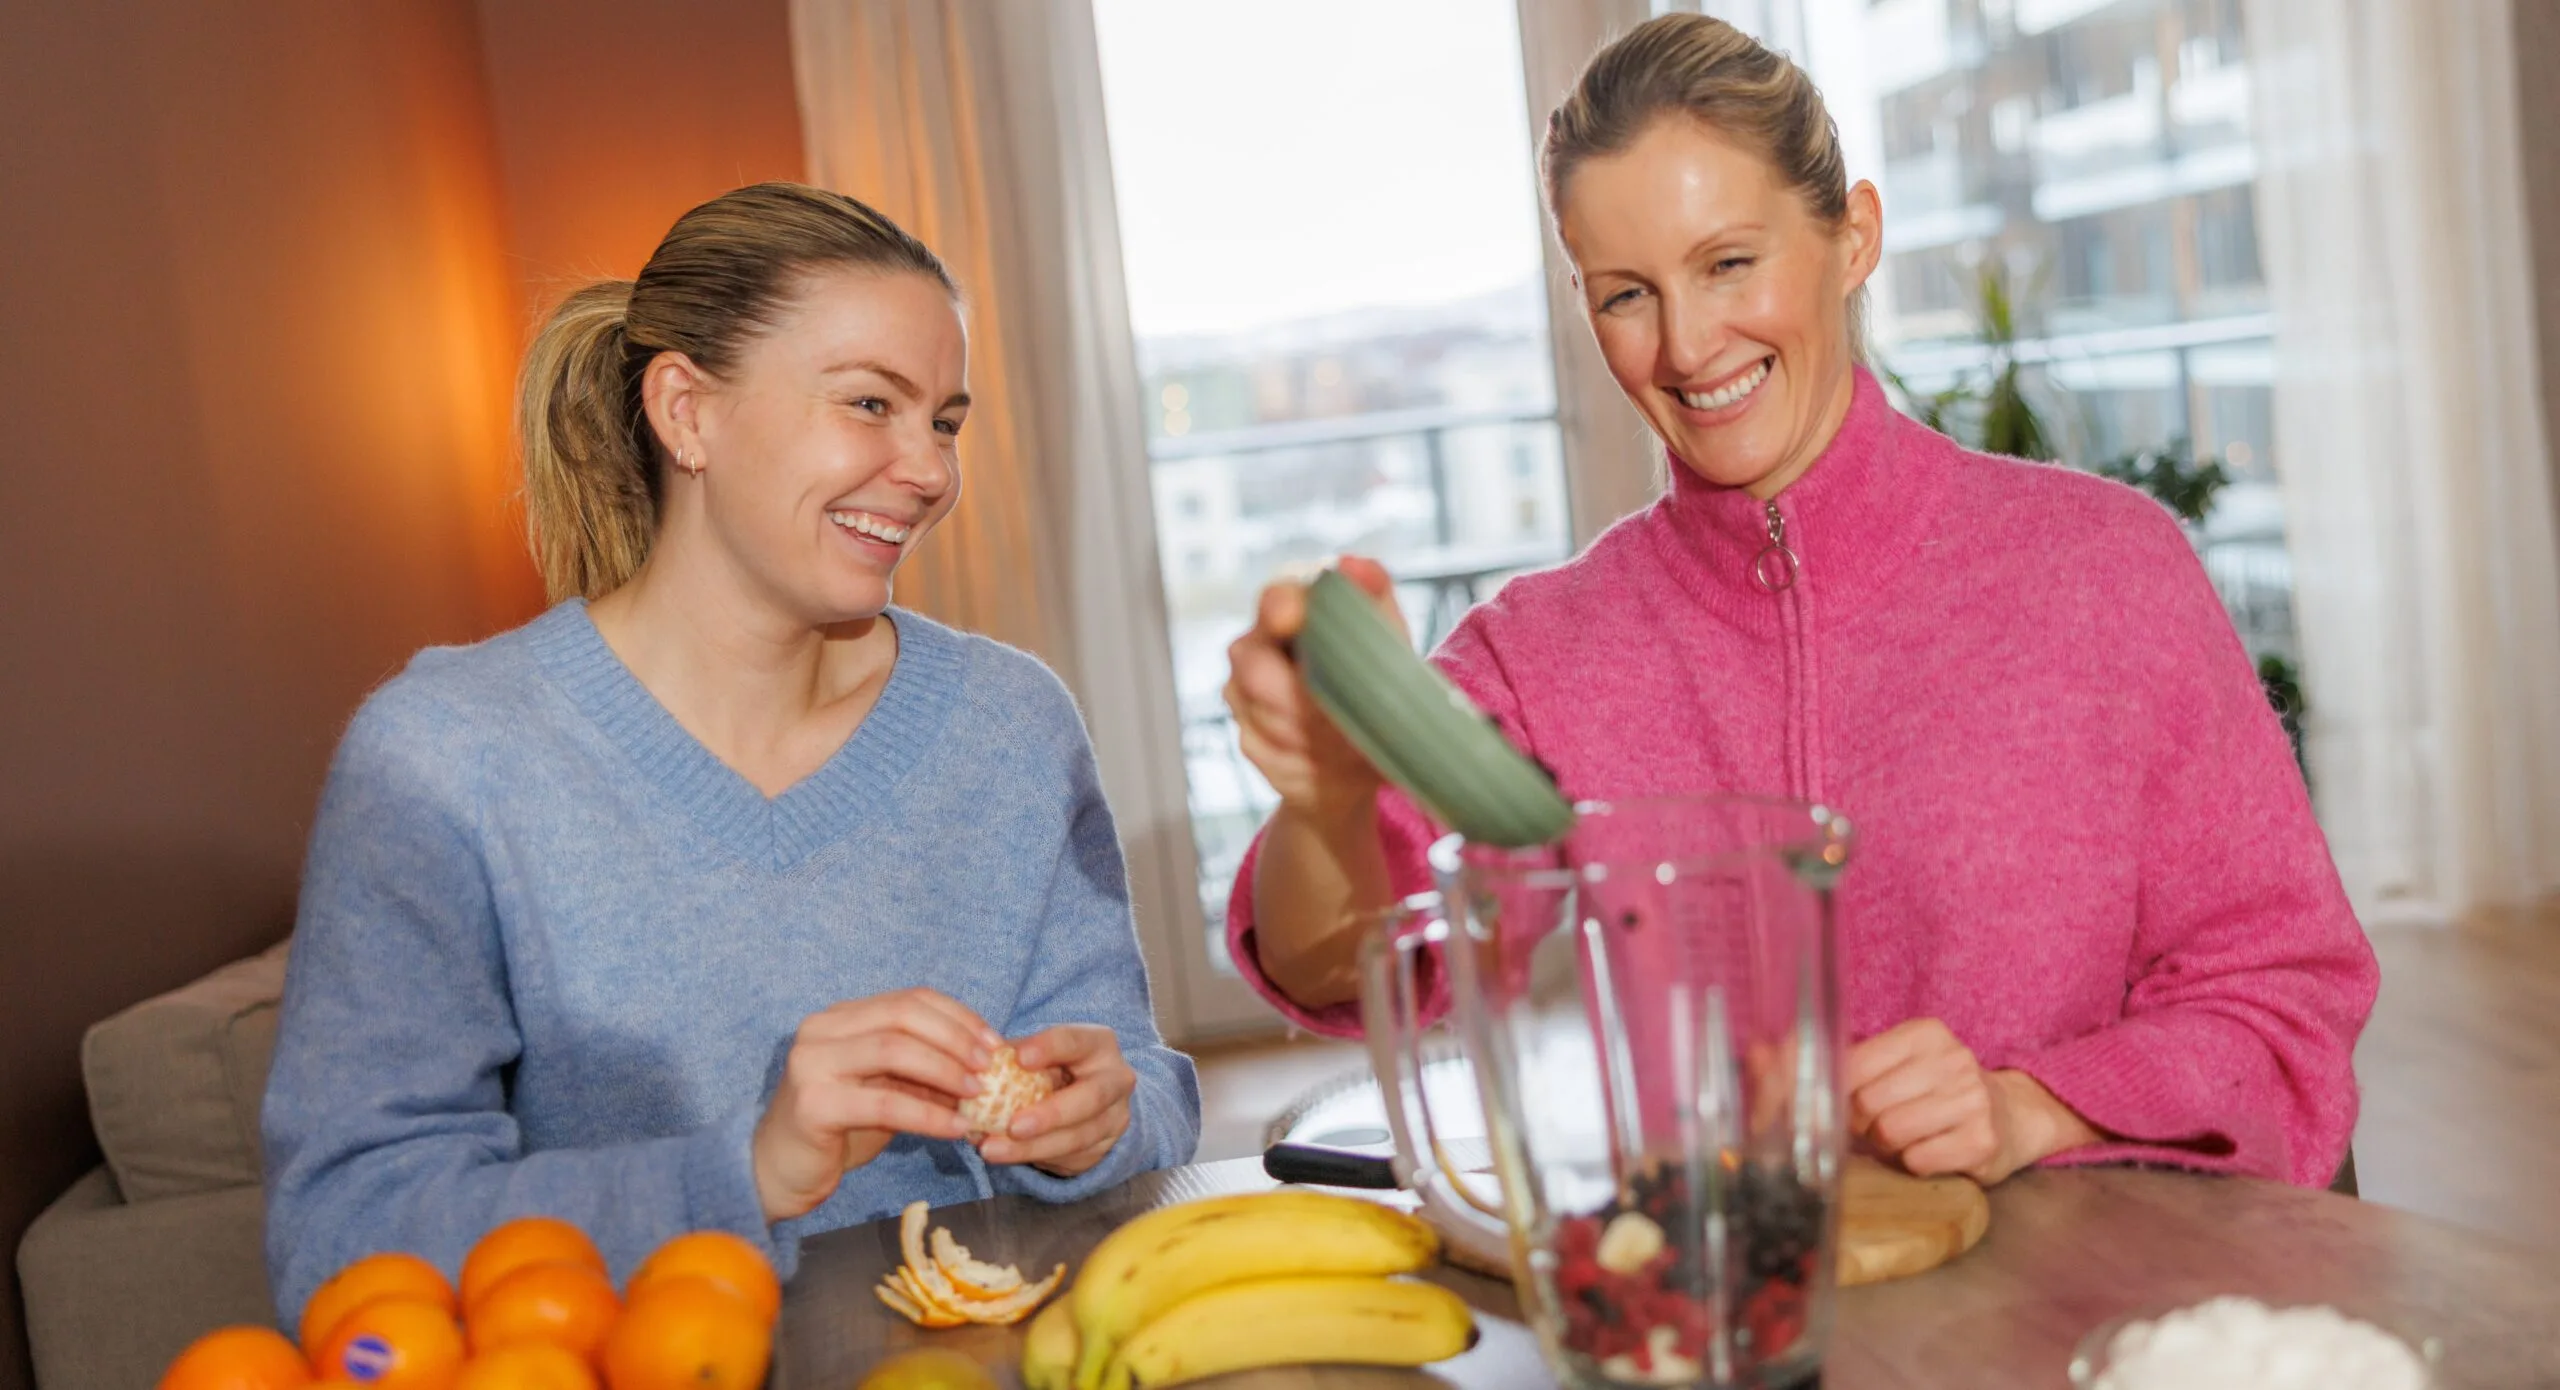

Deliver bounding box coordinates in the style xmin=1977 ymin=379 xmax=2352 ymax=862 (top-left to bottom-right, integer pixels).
xmin=1794 ymin=0 xmax=2295 ymax=662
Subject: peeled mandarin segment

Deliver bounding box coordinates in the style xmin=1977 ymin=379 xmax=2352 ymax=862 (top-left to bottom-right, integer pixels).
xmin=956 ymin=1047 xmax=1054 ymax=1141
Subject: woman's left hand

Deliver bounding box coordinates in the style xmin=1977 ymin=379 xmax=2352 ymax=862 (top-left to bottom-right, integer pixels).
xmin=976 ymin=1024 xmax=1135 ymax=1176
xmin=1845 ymin=1018 xmax=2099 ymax=1185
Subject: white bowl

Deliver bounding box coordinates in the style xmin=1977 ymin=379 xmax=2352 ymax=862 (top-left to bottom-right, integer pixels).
xmin=2065 ymin=1299 xmax=2441 ymax=1390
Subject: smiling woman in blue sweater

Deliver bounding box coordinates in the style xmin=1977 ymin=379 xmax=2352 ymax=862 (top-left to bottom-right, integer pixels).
xmin=261 ymin=183 xmax=1201 ymax=1322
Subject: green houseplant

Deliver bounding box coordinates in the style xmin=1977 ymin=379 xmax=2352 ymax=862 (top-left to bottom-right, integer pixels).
xmin=1883 ymin=262 xmax=2061 ymax=463
xmin=2090 ymin=437 xmax=2231 ymax=526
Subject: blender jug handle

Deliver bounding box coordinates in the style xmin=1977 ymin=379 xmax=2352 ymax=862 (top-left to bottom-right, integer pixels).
xmin=1358 ymin=898 xmax=1511 ymax=1250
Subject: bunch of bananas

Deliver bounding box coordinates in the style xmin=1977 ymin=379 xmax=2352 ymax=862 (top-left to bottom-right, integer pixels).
xmin=1021 ymin=1191 xmax=1477 ymax=1390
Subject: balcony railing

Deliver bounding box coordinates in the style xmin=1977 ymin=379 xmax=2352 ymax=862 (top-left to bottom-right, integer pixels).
xmin=1148 ymin=402 xmax=1569 ymax=963
xmin=1152 ymin=401 xmax=1557 ymax=550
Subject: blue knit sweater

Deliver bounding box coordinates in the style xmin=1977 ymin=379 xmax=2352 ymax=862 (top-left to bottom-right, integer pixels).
xmin=261 ymin=601 xmax=1201 ymax=1322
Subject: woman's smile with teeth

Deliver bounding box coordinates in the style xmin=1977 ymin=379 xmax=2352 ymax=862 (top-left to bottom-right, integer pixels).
xmin=1678 ymin=357 xmax=1772 ymax=412
xmin=830 ymin=510 xmax=910 ymax=544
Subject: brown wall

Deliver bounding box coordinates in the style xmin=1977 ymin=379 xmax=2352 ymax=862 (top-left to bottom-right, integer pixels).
xmin=0 ymin=0 xmax=805 ymax=1380
xmin=0 ymin=0 xmax=540 ymax=1376
xmin=476 ymin=0 xmax=807 ymax=306
xmin=0 ymin=2 xmax=528 ymax=1383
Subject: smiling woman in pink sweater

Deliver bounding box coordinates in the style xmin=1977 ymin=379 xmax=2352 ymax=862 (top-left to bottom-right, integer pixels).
xmin=1221 ymin=14 xmax=2376 ymax=1191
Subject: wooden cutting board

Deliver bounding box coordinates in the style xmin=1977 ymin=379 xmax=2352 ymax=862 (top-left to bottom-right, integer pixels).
xmin=1429 ymin=1155 xmax=1987 ymax=1286
xmin=1835 ymin=1154 xmax=1989 ymax=1286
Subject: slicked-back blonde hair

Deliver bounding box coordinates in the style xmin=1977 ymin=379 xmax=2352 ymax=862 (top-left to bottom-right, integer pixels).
xmin=516 ymin=182 xmax=956 ymax=602
xmin=1540 ymin=13 xmax=1867 ymax=355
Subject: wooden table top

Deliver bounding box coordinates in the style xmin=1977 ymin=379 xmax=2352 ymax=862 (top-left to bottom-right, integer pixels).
xmin=775 ymin=1157 xmax=2560 ymax=1389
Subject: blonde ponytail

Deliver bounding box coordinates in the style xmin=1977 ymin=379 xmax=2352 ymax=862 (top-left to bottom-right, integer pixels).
xmin=519 ymin=281 xmax=655 ymax=602
xmin=513 ymin=183 xmax=957 ymax=604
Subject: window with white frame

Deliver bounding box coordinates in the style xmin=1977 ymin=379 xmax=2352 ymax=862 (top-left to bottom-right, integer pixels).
xmin=1092 ymin=0 xmax=1572 ymax=968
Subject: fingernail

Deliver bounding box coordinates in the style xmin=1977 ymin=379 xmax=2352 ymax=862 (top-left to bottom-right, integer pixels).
xmin=1010 ymin=1117 xmax=1041 ymax=1140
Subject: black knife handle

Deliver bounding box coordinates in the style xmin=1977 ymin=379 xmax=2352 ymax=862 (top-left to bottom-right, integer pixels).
xmin=1262 ymin=1143 xmax=1400 ymax=1190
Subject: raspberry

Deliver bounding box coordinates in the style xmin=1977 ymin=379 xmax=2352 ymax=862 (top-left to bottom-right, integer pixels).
xmin=1558 ymin=1254 xmax=1601 ymax=1292
xmin=1565 ymin=1302 xmax=1598 ymax=1345
xmin=1551 ymin=1163 xmax=1829 ymax=1376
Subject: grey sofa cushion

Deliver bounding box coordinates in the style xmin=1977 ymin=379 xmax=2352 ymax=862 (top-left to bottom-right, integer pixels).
xmin=19 ymin=1166 xmax=277 ymax=1390
xmin=79 ymin=940 xmax=289 ymax=1203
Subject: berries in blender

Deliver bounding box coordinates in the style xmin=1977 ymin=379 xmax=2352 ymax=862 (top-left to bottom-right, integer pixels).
xmin=1546 ymin=1158 xmax=1825 ymax=1384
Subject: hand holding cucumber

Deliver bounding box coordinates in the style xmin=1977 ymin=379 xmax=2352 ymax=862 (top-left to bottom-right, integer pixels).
xmin=1221 ymin=556 xmax=1402 ymax=820
xmin=1226 ymin=555 xmax=1572 ymax=1008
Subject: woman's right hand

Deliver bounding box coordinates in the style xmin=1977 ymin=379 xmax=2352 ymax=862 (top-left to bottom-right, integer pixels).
xmin=1223 ymin=555 xmax=1402 ymax=820
xmin=750 ymin=988 xmax=1003 ymax=1223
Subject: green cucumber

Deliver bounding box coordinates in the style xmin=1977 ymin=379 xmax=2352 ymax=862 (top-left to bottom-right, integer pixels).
xmin=1294 ymin=568 xmax=1575 ymax=848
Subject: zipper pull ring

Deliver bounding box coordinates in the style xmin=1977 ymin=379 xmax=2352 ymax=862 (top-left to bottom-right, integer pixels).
xmin=1752 ymin=500 xmax=1799 ymax=592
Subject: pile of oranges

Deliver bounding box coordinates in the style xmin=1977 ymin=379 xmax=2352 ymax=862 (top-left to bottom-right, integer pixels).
xmin=159 ymin=1219 xmax=779 ymax=1390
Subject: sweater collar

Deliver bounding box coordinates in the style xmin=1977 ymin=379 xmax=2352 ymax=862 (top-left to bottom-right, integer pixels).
xmin=1649 ymin=366 xmax=1949 ymax=625
xmin=526 ymin=600 xmax=965 ymax=871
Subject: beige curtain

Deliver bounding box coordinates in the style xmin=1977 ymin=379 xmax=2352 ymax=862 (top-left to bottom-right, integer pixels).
xmin=789 ymin=0 xmax=1076 ymax=682
xmin=793 ymin=0 xmax=1245 ymax=1031
xmin=2245 ymin=0 xmax=2560 ymax=923
xmin=1515 ymin=0 xmax=1667 ymax=546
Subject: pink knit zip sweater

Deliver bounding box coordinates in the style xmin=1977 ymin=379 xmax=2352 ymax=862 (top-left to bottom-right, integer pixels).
xmin=1227 ymin=368 xmax=2377 ymax=1188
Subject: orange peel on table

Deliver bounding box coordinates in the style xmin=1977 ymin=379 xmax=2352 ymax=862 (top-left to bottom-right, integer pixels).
xmin=873 ymin=1201 xmax=1065 ymax=1329
xmin=956 ymin=1046 xmax=1055 ymax=1143
xmin=931 ymin=1227 xmax=1025 ymax=1300
xmin=874 ymin=1277 xmax=967 ymax=1329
